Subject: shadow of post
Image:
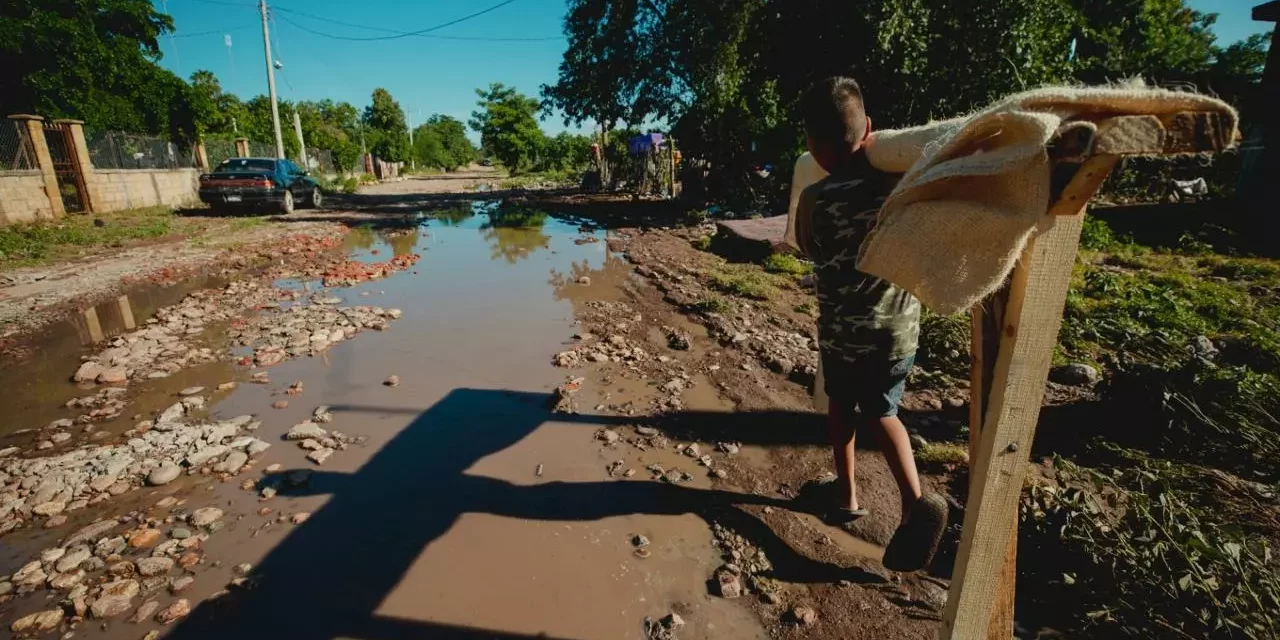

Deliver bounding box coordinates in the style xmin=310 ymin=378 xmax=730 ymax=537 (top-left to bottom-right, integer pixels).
xmin=162 ymin=389 xmax=880 ymax=640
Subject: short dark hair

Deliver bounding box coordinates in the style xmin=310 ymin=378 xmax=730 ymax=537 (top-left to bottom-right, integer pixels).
xmin=801 ymin=76 xmax=867 ymax=145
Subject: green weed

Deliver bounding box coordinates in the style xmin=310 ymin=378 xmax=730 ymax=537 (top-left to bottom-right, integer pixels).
xmin=691 ymin=294 xmax=731 ymax=315
xmin=793 ymin=301 xmax=816 ymax=316
xmin=0 ymin=207 xmax=175 ymax=268
xmin=709 ymin=267 xmax=777 ymax=300
xmin=915 ymin=442 xmax=969 ymax=466
xmin=691 ymin=235 xmax=712 ymax=251
xmin=761 ymin=253 xmax=814 ymax=276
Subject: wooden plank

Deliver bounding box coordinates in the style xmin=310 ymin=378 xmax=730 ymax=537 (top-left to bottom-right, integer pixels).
xmin=941 ymin=211 xmax=1087 ymax=639
xmin=1049 ymin=155 xmax=1118 ymax=215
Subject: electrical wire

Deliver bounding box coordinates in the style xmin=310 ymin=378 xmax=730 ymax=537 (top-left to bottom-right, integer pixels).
xmin=171 ymin=26 xmax=254 ymax=39
xmin=272 ymin=5 xmax=561 ymax=41
xmin=269 ymin=0 xmax=524 ymax=42
xmin=188 ymin=0 xmax=255 ymax=7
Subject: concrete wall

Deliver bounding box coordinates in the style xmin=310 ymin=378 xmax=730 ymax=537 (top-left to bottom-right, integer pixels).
xmin=89 ymin=168 xmax=201 ymax=213
xmin=0 ymin=170 xmax=55 ymax=225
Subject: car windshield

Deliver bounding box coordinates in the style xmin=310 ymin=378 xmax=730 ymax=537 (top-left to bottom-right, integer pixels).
xmin=214 ymin=159 xmax=276 ymax=173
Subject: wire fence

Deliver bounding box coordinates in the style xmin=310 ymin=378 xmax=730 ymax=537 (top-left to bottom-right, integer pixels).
xmin=86 ymin=131 xmax=196 ymax=170
xmin=247 ymin=141 xmax=275 ymax=158
xmin=1 ymin=120 xmax=37 ymax=171
xmin=205 ymin=139 xmax=239 ymax=168
xmin=305 ymin=149 xmax=335 ymax=175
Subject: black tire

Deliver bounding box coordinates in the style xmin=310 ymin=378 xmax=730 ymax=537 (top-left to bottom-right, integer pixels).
xmin=309 ymin=187 xmax=323 ymax=209
xmin=279 ymin=190 xmax=295 ymax=215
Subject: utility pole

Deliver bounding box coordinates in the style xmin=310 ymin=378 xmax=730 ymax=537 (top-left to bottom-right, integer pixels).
xmin=292 ymin=111 xmax=307 ymax=167
xmin=162 ymin=0 xmax=180 ymax=75
xmin=259 ymin=0 xmax=285 ymax=159
xmin=406 ymin=110 xmax=416 ymax=171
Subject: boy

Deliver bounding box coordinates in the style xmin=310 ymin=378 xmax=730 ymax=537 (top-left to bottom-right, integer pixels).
xmin=793 ymin=76 xmax=948 ymax=572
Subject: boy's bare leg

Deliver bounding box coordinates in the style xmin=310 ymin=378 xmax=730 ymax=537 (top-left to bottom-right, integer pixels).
xmin=827 ymin=401 xmax=859 ymax=510
xmin=864 ymin=414 xmax=923 ymax=524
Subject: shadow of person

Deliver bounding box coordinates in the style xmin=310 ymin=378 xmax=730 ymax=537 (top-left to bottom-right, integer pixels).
xmin=161 ymin=388 xmax=881 ymax=640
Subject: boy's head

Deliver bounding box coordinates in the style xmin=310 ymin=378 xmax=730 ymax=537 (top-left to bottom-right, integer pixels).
xmin=801 ymin=76 xmax=871 ymax=173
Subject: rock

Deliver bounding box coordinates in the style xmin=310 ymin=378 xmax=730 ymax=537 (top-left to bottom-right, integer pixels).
xmin=0 ymin=581 xmax=11 ymax=596
xmin=312 ymin=406 xmax=333 ymax=423
xmin=33 ymin=500 xmax=66 ymax=516
xmin=49 ymin=432 xmax=72 ymax=444
xmin=37 ymin=440 xmax=54 ymax=450
xmin=190 ymin=507 xmax=224 ymax=528
xmin=216 ymin=381 xmax=238 ymax=391
xmin=74 ymin=361 xmax=106 ymax=382
xmin=233 ymin=562 xmax=253 ymax=575
xmin=762 ymin=591 xmax=782 ymax=606
xmin=291 ymin=512 xmax=310 ymax=524
xmin=788 ymin=605 xmax=818 ymax=626
xmin=14 ymin=561 xmax=47 ymax=586
xmin=384 ymin=375 xmax=400 ymax=387
xmin=633 ymin=534 xmax=651 ymax=547
xmin=597 ymin=429 xmax=620 ymax=445
xmin=128 ymin=529 xmax=164 ymax=548
xmin=154 ymin=497 xmax=179 ymax=509
xmin=90 ymin=579 xmax=140 ymax=618
xmin=136 ymin=557 xmax=174 ymax=577
xmin=182 ymin=395 xmax=205 ymax=411
xmin=169 ymin=576 xmax=195 ymax=594
xmin=716 ymin=567 xmax=743 ymax=598
xmin=48 ymin=569 xmax=85 ymax=590
xmin=179 ymin=387 xmax=205 ymax=397
xmin=98 ymin=367 xmax=128 ymax=383
xmin=271 ymin=400 xmax=289 ymax=409
xmin=246 ymin=439 xmax=271 ymax=455
xmin=42 ymin=547 xmax=68 ymax=563
xmin=10 ymin=610 xmax=63 ymax=634
xmin=108 ymin=561 xmax=136 ymax=578
xmin=130 ymin=600 xmax=161 ymax=623
xmin=186 ymin=444 xmax=229 ymax=467
xmin=307 ymin=448 xmax=334 ymax=465
xmin=636 ymin=426 xmax=659 ymax=437
xmin=95 ymin=536 xmax=127 ymax=558
xmin=219 ymin=451 xmax=249 ymax=475
xmin=1048 ymin=363 xmax=1100 ymax=386
xmin=154 ymin=599 xmax=191 ymax=624
xmin=67 ymin=519 xmax=119 ymax=546
xmin=148 ymin=465 xmax=182 ymax=486
xmin=909 ymin=433 xmax=929 ymax=449
xmin=55 ymin=548 xmax=92 ymax=573
xmin=157 ymin=402 xmax=186 ymax=425
xmin=285 ymin=421 xmax=327 ymax=440
xmin=1192 ymin=334 xmax=1219 ymax=360
xmin=177 ymin=552 xmax=202 ymax=570
xmin=170 ymin=527 xmax=192 ymax=540
xmin=250 ymin=372 xmax=270 ymax=384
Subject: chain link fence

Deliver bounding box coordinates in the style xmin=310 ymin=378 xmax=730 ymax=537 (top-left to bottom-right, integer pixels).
xmin=85 ymin=131 xmax=195 ymax=170
xmin=1 ymin=120 xmax=37 ymax=171
xmin=204 ymin=139 xmax=239 ymax=168
xmin=305 ymin=149 xmax=335 ymax=175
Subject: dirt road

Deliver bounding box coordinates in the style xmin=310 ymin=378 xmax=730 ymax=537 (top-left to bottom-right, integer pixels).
xmin=0 ymin=176 xmax=948 ymax=640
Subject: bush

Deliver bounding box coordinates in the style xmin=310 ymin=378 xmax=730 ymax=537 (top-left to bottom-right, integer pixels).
xmin=691 ymin=294 xmax=731 ymax=314
xmin=691 ymin=235 xmax=712 ymax=251
xmin=916 ymin=311 xmax=970 ymax=379
xmin=709 ymin=267 xmax=776 ymax=300
xmin=341 ymin=177 xmax=359 ymax=194
xmin=1021 ymin=460 xmax=1280 ymax=639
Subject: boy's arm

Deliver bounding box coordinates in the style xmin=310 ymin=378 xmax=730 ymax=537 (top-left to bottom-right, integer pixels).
xmin=793 ymin=183 xmax=822 ymax=260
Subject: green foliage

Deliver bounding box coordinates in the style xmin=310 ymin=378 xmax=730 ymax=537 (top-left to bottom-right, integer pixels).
xmin=792 ymin=301 xmax=816 ymax=316
xmin=486 ymin=204 xmax=549 ymax=229
xmin=341 ymin=177 xmax=359 ymax=194
xmin=691 ymin=294 xmax=731 ymax=315
xmin=690 ymin=235 xmax=712 ymax=251
xmin=364 ymin=88 xmax=410 ymax=163
xmin=1021 ymin=460 xmax=1280 ymax=639
xmin=761 ymin=253 xmax=813 ymax=276
xmin=537 ymin=131 xmax=594 ymax=173
xmin=470 ymin=83 xmax=545 ymax=173
xmin=1079 ymin=217 xmax=1123 ymax=252
xmin=0 ymin=207 xmax=174 ymax=267
xmin=914 ymin=442 xmax=969 ymax=466
xmin=412 ymin=115 xmax=476 ymax=171
xmin=916 ymin=311 xmax=970 ymax=379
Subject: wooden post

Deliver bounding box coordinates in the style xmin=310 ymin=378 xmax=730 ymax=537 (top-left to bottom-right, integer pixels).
xmin=194 ymin=141 xmax=210 ymax=172
xmin=54 ymin=119 xmax=99 ymax=213
xmin=8 ymin=114 xmax=64 ymax=219
xmin=234 ymin=137 xmax=250 ymax=157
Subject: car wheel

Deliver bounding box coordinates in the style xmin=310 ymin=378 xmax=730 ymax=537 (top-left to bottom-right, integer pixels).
xmin=280 ymin=190 xmax=294 ymax=214
xmin=310 ymin=187 xmax=323 ymax=209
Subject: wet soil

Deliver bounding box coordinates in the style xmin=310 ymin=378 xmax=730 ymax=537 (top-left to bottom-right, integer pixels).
xmin=0 ymin=186 xmax=950 ymax=640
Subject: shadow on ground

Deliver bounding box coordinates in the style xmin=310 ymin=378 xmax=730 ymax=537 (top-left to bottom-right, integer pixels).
xmin=162 ymin=388 xmax=884 ymax=640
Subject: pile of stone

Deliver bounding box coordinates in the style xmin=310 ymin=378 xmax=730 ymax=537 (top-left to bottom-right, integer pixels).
xmin=320 ymin=253 xmax=420 ymax=287
xmin=0 ymin=397 xmax=268 ymax=537
xmin=709 ymin=522 xmax=775 ymax=603
xmin=281 ymin=412 xmax=364 ymax=467
xmin=72 ymin=281 xmax=280 ymax=385
xmin=230 ymin=304 xmax=402 ymax=365
xmin=4 ymin=503 xmax=226 ymax=633
xmin=63 ymin=388 xmax=128 ymax=423
xmin=715 ymin=323 xmax=817 ymax=377
xmin=554 ymin=333 xmax=650 ymax=368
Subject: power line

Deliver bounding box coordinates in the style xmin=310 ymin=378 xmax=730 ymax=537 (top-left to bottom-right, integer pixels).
xmin=272 ymin=5 xmax=561 ymax=42
xmin=269 ymin=0 xmax=524 ymax=42
xmin=171 ymin=26 xmax=254 ymax=39
xmin=188 ymin=0 xmax=255 ymax=6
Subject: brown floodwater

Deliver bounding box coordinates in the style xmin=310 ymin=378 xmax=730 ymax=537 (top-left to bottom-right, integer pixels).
xmin=1 ymin=204 xmax=770 ymax=640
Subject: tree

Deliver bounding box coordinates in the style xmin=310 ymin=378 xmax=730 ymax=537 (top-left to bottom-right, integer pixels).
xmin=0 ymin=0 xmax=200 ymax=140
xmin=363 ymin=88 xmax=409 ymax=163
xmin=537 ymin=132 xmax=594 ymax=173
xmin=412 ymin=115 xmax=476 ymax=170
xmin=470 ymin=84 xmax=546 ymax=172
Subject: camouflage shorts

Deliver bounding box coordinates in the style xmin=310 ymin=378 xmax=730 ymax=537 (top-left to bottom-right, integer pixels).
xmin=821 ymin=351 xmax=915 ymax=417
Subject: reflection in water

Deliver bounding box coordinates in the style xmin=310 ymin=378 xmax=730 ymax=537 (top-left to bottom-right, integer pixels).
xmin=388 ymin=230 xmax=419 ymax=257
xmin=427 ymin=206 xmax=475 ymax=227
xmin=344 ymin=225 xmax=377 ymax=252
xmin=482 ymin=226 xmax=551 ymax=264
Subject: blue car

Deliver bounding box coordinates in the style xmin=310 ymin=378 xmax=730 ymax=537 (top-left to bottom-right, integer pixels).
xmin=199 ymin=157 xmax=323 ymax=214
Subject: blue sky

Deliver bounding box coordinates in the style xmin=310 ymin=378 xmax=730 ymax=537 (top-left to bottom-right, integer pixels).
xmin=154 ymin=0 xmax=1271 ymax=138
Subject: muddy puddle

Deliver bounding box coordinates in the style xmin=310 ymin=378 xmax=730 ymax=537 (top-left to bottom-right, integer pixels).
xmin=1 ymin=204 xmax=768 ymax=640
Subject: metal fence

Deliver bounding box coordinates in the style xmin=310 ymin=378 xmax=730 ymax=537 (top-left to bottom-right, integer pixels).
xmin=247 ymin=141 xmax=275 ymax=158
xmin=305 ymin=149 xmax=335 ymax=174
xmin=86 ymin=130 xmax=195 ymax=170
xmin=1 ymin=120 xmax=37 ymax=171
xmin=205 ymin=139 xmax=238 ymax=168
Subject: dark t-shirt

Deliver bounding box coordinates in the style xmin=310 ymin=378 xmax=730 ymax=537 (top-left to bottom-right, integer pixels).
xmin=795 ymin=154 xmax=920 ymax=362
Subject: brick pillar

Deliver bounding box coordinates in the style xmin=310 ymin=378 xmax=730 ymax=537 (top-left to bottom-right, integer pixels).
xmin=235 ymin=138 xmax=250 ymax=157
xmin=53 ymin=119 xmax=99 ymax=213
xmin=194 ymin=141 xmax=210 ymax=172
xmin=8 ymin=114 xmax=65 ymax=219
